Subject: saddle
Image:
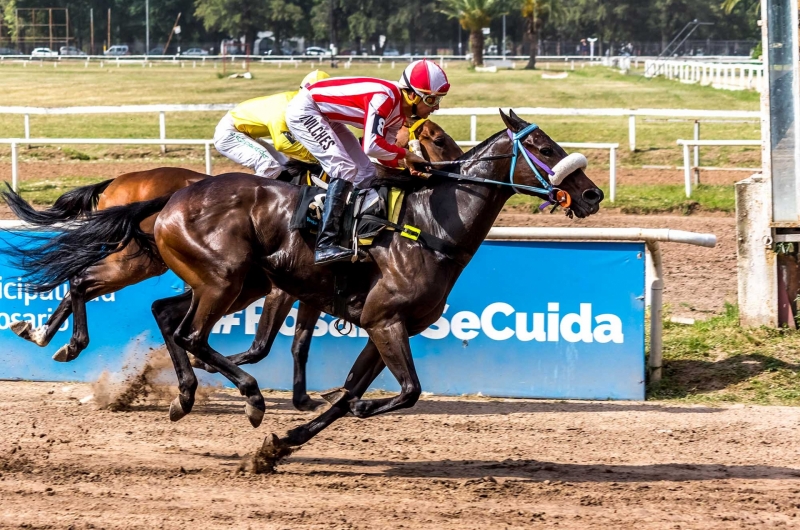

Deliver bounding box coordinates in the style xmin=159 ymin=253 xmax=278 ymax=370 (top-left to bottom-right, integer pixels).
xmin=289 ymin=184 xmax=408 ymax=262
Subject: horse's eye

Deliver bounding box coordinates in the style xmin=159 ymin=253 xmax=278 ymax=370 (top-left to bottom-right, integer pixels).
xmin=433 ymin=137 xmax=445 ymax=147
xmin=540 ymin=147 xmax=554 ymax=157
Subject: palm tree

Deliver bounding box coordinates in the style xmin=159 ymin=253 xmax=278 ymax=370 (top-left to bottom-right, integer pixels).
xmin=721 ymin=0 xmax=759 ymax=15
xmin=522 ymin=0 xmax=562 ymax=69
xmin=438 ymin=0 xmax=517 ymax=67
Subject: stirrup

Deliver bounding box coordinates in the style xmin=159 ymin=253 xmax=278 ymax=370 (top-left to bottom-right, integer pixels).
xmin=314 ymin=245 xmax=352 ymax=265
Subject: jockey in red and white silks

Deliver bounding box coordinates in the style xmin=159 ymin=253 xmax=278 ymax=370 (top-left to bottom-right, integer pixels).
xmin=285 ymin=59 xmax=450 ymax=265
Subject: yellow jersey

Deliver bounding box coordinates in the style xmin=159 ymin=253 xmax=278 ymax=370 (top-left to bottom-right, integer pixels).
xmin=229 ymin=91 xmax=315 ymax=163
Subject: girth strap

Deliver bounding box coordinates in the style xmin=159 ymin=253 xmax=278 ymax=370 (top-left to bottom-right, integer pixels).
xmin=359 ymin=214 xmax=467 ymax=266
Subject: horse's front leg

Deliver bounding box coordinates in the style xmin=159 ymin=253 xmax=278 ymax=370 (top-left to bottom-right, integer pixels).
xmin=348 ymin=320 xmax=421 ymax=418
xmin=289 ymin=302 xmax=325 ymax=411
xmin=258 ymin=339 xmax=384 ymax=467
xmin=272 ymin=317 xmax=416 ymax=452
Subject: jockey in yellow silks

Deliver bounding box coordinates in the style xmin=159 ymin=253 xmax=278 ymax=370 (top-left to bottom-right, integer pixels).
xmin=213 ymin=70 xmax=330 ymax=178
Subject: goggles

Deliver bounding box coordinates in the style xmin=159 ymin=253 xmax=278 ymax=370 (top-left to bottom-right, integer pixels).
xmin=418 ymin=93 xmax=445 ymax=107
xmin=402 ymin=71 xmax=446 ymax=107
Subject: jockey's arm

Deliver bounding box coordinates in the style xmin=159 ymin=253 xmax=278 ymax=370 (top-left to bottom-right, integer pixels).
xmin=362 ymin=94 xmax=407 ymax=168
xmin=268 ymin=113 xmax=317 ymax=164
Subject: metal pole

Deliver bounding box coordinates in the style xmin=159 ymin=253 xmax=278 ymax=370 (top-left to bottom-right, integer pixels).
xmin=609 ymin=146 xmax=616 ymax=202
xmin=628 ymin=114 xmax=636 ymax=151
xmin=502 ymin=15 xmax=506 ymax=59
xmin=145 ymin=0 xmax=149 ymax=56
xmin=159 ymin=111 xmax=166 ymax=154
xmin=646 ymin=240 xmax=663 ymax=383
xmin=683 ymin=143 xmax=692 ymax=197
xmin=90 ymin=8 xmax=94 ymax=55
xmin=11 ymin=142 xmax=18 ymax=191
xmin=107 ymin=9 xmax=110 ymax=51
xmin=205 ymin=142 xmax=212 ymax=175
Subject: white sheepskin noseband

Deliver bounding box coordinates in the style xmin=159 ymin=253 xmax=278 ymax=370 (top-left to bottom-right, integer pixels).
xmin=550 ymin=153 xmax=588 ymax=186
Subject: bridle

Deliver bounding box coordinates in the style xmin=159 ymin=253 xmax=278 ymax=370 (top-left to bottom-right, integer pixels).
xmin=427 ymin=123 xmax=581 ymax=209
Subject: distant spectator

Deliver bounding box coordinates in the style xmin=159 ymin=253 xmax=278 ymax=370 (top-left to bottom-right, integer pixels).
xmin=579 ymin=39 xmax=589 ymax=56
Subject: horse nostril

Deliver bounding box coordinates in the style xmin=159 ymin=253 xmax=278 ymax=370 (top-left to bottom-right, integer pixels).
xmin=582 ymin=188 xmax=604 ymax=205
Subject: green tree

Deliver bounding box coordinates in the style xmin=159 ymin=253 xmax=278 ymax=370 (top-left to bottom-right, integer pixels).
xmin=0 ymin=0 xmax=16 ymax=45
xmin=438 ymin=0 xmax=517 ymax=66
xmin=194 ymin=0 xmax=269 ymax=52
xmin=522 ymin=0 xmax=562 ymax=69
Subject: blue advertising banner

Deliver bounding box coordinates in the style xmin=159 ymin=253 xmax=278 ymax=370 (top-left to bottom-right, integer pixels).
xmin=0 ymin=234 xmax=646 ymax=400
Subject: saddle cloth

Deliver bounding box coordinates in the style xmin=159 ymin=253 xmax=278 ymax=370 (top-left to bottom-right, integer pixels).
xmin=290 ymin=185 xmax=406 ymax=257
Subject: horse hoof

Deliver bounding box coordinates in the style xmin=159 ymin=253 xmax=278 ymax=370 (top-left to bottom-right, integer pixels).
xmin=52 ymin=345 xmax=70 ymax=363
xmin=11 ymin=320 xmax=31 ymax=339
xmin=320 ymin=387 xmax=351 ymax=406
xmin=251 ymin=433 xmax=295 ymax=474
xmin=245 ymin=402 xmax=264 ymax=428
xmin=169 ymin=396 xmax=189 ymax=422
xmin=29 ymin=325 xmax=49 ymax=346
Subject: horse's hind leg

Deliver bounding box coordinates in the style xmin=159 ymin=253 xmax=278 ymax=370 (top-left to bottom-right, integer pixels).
xmin=52 ymin=251 xmax=165 ymax=362
xmin=173 ymin=284 xmax=267 ymax=427
xmin=224 ymin=290 xmax=324 ymax=411
xmin=151 ymin=291 xmax=198 ymax=421
xmin=12 ymin=290 xmax=72 ymax=347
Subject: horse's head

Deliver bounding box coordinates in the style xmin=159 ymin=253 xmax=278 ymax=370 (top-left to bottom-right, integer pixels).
xmin=499 ymin=109 xmax=603 ymax=218
xmin=396 ymin=120 xmax=463 ymax=163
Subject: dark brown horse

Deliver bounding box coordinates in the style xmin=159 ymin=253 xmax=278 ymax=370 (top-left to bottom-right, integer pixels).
xmin=13 ymin=110 xmax=603 ymax=461
xmin=3 ymin=119 xmax=462 ymax=411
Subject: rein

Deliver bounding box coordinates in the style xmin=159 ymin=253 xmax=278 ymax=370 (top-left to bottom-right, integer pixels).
xmin=426 ymin=124 xmax=571 ymax=209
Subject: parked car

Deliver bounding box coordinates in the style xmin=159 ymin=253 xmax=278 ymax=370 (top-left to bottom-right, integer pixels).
xmin=263 ymin=47 xmax=294 ymax=56
xmin=147 ymin=47 xmax=164 ymax=56
xmin=0 ymin=47 xmax=22 ymax=55
xmin=30 ymin=47 xmax=58 ymax=58
xmin=181 ymin=48 xmax=208 ymax=56
xmin=59 ymin=46 xmax=86 ymax=56
xmin=304 ymin=46 xmax=329 ymax=56
xmin=383 ymin=48 xmax=401 ymax=56
xmin=104 ymin=45 xmax=129 ymax=56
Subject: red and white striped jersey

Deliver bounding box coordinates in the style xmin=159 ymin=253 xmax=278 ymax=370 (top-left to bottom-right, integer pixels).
xmin=307 ymin=77 xmax=407 ymax=165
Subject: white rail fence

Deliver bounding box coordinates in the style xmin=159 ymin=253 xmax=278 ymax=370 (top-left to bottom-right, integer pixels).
xmin=0 ymin=106 xmax=762 ymax=200
xmin=677 ymin=139 xmax=762 ymax=197
xmin=644 ymin=59 xmax=764 ymax=92
xmin=0 ymin=137 xmax=620 ymax=201
xmin=0 ymin=105 xmax=760 ymax=153
xmin=0 ymin=139 xmax=214 ymax=191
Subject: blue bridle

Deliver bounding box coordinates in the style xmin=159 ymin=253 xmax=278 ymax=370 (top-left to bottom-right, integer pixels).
xmin=427 ymin=123 xmax=569 ymax=207
xmin=506 ymin=123 xmax=557 ymax=197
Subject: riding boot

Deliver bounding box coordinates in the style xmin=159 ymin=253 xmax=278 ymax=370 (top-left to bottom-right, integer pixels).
xmin=315 ymin=178 xmax=353 ymax=265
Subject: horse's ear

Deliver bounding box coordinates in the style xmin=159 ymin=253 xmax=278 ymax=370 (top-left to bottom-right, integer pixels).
xmin=499 ymin=108 xmax=517 ymax=131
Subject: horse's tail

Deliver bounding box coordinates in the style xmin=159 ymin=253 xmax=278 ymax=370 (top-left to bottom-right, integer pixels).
xmin=4 ymin=193 xmax=172 ymax=293
xmin=1 ymin=179 xmax=113 ymax=226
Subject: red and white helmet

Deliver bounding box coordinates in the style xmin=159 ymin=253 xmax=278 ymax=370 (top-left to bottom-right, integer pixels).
xmin=399 ymin=59 xmax=450 ymax=106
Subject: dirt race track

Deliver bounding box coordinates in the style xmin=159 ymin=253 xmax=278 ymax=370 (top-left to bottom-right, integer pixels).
xmin=2 ymin=381 xmax=800 ymax=529
xmin=0 ymin=164 xmax=747 ymax=528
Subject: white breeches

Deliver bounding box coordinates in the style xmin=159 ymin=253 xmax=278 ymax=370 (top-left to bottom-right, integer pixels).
xmin=213 ymin=113 xmax=288 ymax=178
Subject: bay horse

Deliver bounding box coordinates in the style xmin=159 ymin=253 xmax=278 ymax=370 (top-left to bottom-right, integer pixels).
xmin=11 ymin=110 xmax=603 ymax=463
xmin=2 ymin=119 xmax=462 ymax=411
